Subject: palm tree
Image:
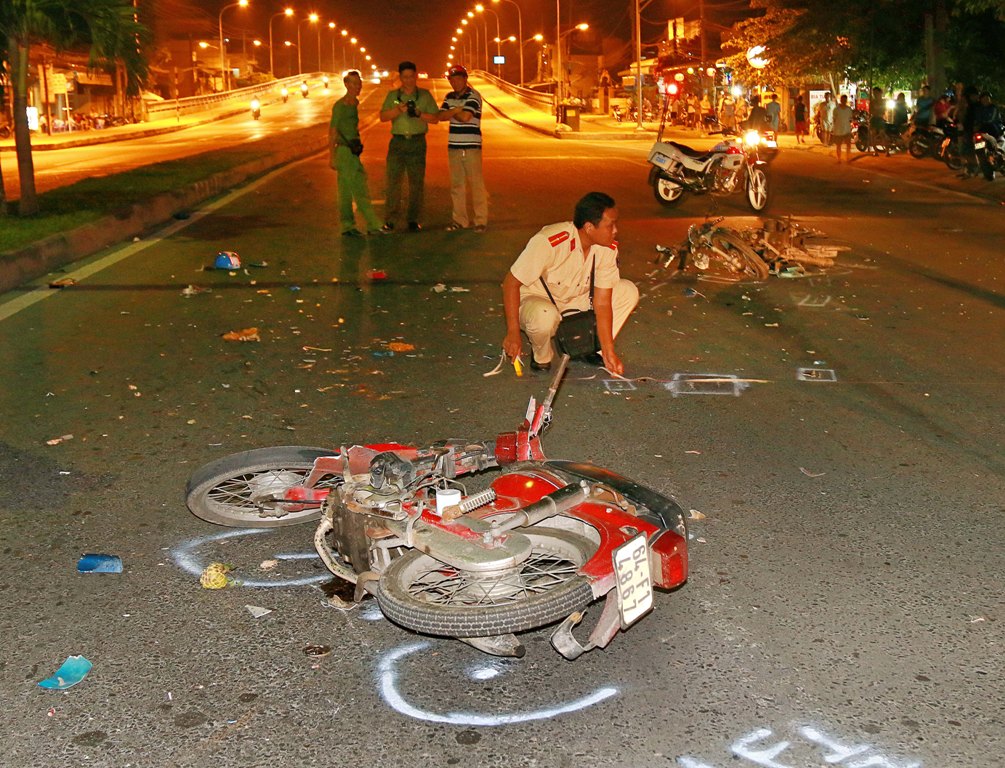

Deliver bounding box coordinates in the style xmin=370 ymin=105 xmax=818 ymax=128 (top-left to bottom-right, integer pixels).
xmin=1 ymin=0 xmax=149 ymax=217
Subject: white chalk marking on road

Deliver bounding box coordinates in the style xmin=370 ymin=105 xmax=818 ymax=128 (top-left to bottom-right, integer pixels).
xmin=171 ymin=527 xmax=329 ymax=588
xmin=0 ymin=156 xmax=315 ymax=324
xmin=796 ymin=367 xmax=837 ymax=382
xmin=664 ymin=373 xmax=750 ymax=397
xmin=377 ymin=640 xmax=618 ymax=726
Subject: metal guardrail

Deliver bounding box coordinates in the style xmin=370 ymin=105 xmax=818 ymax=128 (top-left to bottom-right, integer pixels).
xmin=146 ymin=73 xmax=328 ymax=118
xmin=475 ymin=70 xmax=554 ymax=111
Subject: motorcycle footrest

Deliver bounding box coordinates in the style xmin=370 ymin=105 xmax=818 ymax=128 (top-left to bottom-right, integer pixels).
xmin=550 ymin=591 xmax=622 ymax=660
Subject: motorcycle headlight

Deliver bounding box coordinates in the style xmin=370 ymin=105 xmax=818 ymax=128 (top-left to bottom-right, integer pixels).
xmin=743 ymin=129 xmax=760 ymax=147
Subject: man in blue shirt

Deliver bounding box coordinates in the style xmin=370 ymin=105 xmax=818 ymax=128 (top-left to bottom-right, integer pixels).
xmin=439 ymin=65 xmax=489 ymax=232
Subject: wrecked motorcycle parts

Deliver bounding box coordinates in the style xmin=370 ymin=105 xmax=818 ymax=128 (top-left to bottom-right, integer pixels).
xmin=185 ymin=356 xmax=689 ymax=659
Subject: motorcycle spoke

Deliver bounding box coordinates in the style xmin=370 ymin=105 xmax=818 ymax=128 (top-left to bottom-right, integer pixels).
xmin=404 ymin=551 xmax=580 ymax=607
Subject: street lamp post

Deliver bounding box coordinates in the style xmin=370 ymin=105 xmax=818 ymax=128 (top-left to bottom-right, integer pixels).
xmin=297 ymin=14 xmax=319 ymax=76
xmin=316 ymin=23 xmax=322 ymax=73
xmin=218 ymin=0 xmax=248 ymax=91
xmin=493 ymin=0 xmax=524 ymax=84
xmin=328 ymin=22 xmax=336 ymax=72
xmin=269 ymin=8 xmax=293 ymax=77
xmin=341 ymin=29 xmax=348 ymax=72
xmin=555 ymin=21 xmax=588 ymax=125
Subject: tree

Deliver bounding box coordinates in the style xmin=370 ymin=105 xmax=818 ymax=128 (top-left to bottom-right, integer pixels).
xmin=0 ymin=0 xmax=149 ymax=217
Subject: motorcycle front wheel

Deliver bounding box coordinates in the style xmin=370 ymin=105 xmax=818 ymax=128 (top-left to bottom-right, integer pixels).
xmin=942 ymin=142 xmax=963 ymax=170
xmin=855 ymin=130 xmax=869 ymax=153
xmin=707 ymin=229 xmax=769 ymax=281
xmin=375 ymin=528 xmax=596 ymax=638
xmin=185 ymin=446 xmax=340 ymax=527
xmin=650 ymin=168 xmax=685 ymax=207
xmin=745 ymin=166 xmax=769 ymax=212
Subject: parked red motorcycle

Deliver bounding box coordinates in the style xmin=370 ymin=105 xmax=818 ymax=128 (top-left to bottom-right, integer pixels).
xmin=185 ymin=356 xmax=689 ymax=659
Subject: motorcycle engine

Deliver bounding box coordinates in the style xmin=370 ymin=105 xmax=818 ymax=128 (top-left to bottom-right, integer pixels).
xmin=323 ymin=451 xmax=415 ymax=572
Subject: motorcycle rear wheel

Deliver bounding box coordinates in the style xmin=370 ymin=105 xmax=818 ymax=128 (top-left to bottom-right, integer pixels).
xmin=745 ymin=166 xmax=769 ymax=212
xmin=908 ymin=136 xmax=929 ymax=159
xmin=376 ymin=528 xmax=596 ymax=638
xmin=185 ymin=446 xmax=339 ymax=527
xmin=855 ymin=131 xmax=869 ymax=153
xmin=707 ymin=229 xmax=769 ymax=281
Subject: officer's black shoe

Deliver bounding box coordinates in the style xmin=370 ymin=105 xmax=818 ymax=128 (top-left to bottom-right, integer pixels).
xmin=530 ymin=357 xmax=552 ymax=372
xmin=407 ymin=221 xmax=422 ymax=232
xmin=381 ymin=222 xmax=395 ymax=232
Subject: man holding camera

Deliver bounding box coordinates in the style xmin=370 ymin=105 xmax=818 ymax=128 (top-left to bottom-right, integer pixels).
xmin=501 ymin=192 xmax=638 ymax=376
xmin=379 ymin=61 xmax=439 ymax=232
xmin=329 ymin=70 xmax=383 ymax=236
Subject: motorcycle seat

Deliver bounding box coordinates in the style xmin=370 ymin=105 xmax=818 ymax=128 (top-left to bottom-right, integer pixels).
xmin=668 ymin=141 xmax=717 ymax=161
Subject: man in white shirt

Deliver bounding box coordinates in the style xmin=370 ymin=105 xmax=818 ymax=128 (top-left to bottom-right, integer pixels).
xmin=501 ymin=192 xmax=638 ymax=375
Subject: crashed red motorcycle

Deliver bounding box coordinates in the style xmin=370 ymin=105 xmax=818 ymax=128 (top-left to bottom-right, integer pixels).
xmin=185 ymin=356 xmax=688 ymax=659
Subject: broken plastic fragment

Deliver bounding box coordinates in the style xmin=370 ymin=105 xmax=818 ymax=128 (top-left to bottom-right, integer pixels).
xmin=38 ymin=655 xmax=92 ymax=690
xmin=221 ymin=327 xmax=260 ymax=342
xmin=200 ymin=562 xmax=232 ymax=589
xmin=49 ymin=278 xmax=77 ymax=289
xmin=77 ymin=554 xmax=123 ymax=574
xmin=46 ymin=434 xmax=74 ymax=446
xmin=245 ymin=605 xmax=273 ymax=618
xmin=386 ymin=342 xmax=415 ymax=353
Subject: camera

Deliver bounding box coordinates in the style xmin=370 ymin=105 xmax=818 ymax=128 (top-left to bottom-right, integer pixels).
xmin=406 ymin=100 xmax=418 ymax=118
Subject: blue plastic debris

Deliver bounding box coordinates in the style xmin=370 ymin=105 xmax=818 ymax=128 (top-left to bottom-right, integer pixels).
xmin=38 ymin=655 xmax=93 ymax=690
xmin=77 ymin=554 xmax=123 ymax=574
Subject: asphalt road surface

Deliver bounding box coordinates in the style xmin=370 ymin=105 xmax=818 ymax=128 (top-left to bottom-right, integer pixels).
xmin=1 ymin=100 xmax=1002 ymax=768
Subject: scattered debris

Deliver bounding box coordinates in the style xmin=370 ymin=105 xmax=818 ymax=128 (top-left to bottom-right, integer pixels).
xmin=386 ymin=342 xmax=415 ymax=353
xmin=213 ymin=251 xmax=241 ymax=269
xmin=77 ymin=554 xmax=123 ymax=574
xmin=46 ymin=434 xmax=74 ymax=446
xmin=368 ymin=270 xmax=387 ymax=280
xmin=245 ymin=605 xmax=273 ymax=618
xmin=48 ymin=278 xmax=77 ymax=289
xmin=259 ymin=559 xmax=279 ymax=570
xmin=38 ymin=655 xmax=92 ymax=690
xmin=181 ymin=285 xmax=211 ymax=297
xmin=799 ymin=467 xmax=827 ymax=477
xmin=303 ymin=644 xmax=332 ymax=657
xmin=432 ymin=283 xmax=470 ymax=293
xmin=688 ymin=509 xmax=707 ymax=520
xmin=221 ymin=327 xmax=260 ymax=342
xmin=199 ymin=562 xmax=233 ymax=589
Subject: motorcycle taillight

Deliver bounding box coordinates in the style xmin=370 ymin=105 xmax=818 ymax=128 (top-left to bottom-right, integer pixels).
xmin=648 ymin=529 xmax=688 ymax=589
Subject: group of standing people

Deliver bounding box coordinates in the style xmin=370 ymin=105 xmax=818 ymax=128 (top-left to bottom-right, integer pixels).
xmin=328 ymin=61 xmax=488 ymax=237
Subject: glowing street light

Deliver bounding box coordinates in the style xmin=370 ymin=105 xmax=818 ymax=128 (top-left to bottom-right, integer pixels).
xmin=297 ymin=13 xmax=318 ymax=75
xmin=268 ymin=7 xmax=293 ymax=76
xmin=218 ymin=0 xmax=249 ymax=91
xmin=493 ymin=0 xmax=525 ymax=84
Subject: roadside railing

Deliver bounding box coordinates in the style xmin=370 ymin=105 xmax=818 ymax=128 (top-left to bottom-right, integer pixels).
xmin=474 ymin=70 xmax=554 ymax=112
xmin=146 ymin=73 xmax=328 ymax=119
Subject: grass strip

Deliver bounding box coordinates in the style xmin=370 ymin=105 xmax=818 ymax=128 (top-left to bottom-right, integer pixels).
xmin=1 ymin=131 xmax=315 ymax=256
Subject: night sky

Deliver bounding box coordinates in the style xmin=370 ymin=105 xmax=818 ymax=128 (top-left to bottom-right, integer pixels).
xmin=197 ymin=0 xmax=709 ymax=78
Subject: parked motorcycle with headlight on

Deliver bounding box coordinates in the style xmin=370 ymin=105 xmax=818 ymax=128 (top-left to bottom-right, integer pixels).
xmin=184 ymin=356 xmax=688 ymax=660
xmin=647 ymin=126 xmax=770 ymax=212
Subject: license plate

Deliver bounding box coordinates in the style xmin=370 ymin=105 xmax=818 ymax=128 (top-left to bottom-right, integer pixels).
xmin=974 ymin=141 xmax=985 ymax=150
xmin=650 ymin=152 xmax=670 ymax=167
xmin=613 ymin=534 xmax=653 ymax=626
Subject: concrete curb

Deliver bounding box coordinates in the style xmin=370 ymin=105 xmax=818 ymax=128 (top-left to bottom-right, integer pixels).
xmin=483 ymin=97 xmax=657 ymax=141
xmin=0 ymin=130 xmax=327 ymax=294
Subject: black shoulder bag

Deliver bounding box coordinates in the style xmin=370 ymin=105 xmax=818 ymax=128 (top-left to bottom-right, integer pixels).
xmin=540 ymin=255 xmax=600 ymax=360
